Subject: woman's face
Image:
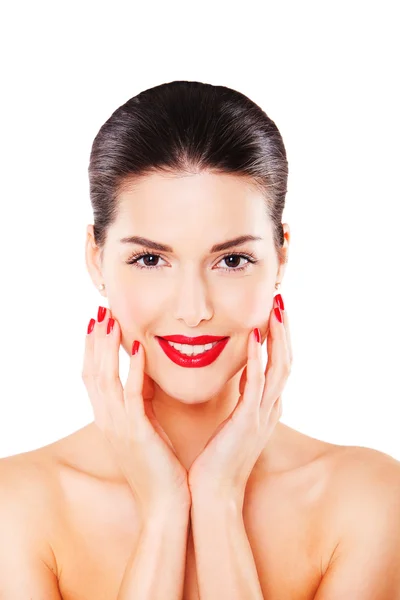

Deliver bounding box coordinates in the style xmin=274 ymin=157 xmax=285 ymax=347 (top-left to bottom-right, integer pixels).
xmin=91 ymin=171 xmax=288 ymax=404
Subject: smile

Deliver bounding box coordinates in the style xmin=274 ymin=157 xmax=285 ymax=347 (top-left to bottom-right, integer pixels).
xmin=156 ymin=336 xmax=230 ymax=368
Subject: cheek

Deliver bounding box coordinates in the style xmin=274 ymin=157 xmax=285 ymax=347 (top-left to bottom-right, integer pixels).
xmin=108 ymin=273 xmax=274 ymax=330
xmin=108 ymin=287 xmax=151 ymax=332
xmin=222 ymin=281 xmax=273 ymax=327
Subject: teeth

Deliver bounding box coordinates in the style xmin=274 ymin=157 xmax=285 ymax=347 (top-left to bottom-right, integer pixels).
xmin=167 ymin=341 xmax=218 ymax=356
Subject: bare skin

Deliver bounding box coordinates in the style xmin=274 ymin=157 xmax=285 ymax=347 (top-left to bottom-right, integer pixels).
xmin=2 ymin=420 xmax=398 ymax=599
xmin=2 ymin=171 xmax=399 ymax=598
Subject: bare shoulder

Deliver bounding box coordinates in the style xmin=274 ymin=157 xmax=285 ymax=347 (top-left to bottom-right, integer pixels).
xmin=0 ymin=450 xmax=60 ymax=579
xmin=326 ymin=444 xmax=400 ymax=498
xmin=320 ymin=444 xmax=400 ymax=568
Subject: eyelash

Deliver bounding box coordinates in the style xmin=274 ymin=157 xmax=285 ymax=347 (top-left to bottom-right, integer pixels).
xmin=125 ymin=249 xmax=259 ymax=273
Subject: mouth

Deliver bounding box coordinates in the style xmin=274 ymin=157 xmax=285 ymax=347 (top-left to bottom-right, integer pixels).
xmin=155 ymin=336 xmax=230 ymax=368
xmin=158 ymin=335 xmax=228 ymax=345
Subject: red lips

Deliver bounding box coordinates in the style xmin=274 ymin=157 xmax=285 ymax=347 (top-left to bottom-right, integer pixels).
xmin=158 ymin=335 xmax=228 ymax=346
xmin=157 ymin=336 xmax=230 ymax=368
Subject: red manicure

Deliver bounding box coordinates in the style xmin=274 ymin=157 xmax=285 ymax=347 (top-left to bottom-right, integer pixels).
xmin=253 ymin=327 xmax=261 ymax=343
xmin=132 ymin=340 xmax=140 ymax=355
xmin=107 ymin=318 xmax=115 ymax=335
xmin=274 ymin=307 xmax=283 ymax=323
xmin=87 ymin=318 xmax=95 ymax=334
xmin=275 ymin=294 xmax=285 ymax=311
xmin=97 ymin=306 xmax=106 ymax=322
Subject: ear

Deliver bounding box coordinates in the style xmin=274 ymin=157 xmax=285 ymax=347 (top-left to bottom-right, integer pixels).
xmin=275 ymin=222 xmax=290 ymax=282
xmin=85 ymin=224 xmax=104 ymax=290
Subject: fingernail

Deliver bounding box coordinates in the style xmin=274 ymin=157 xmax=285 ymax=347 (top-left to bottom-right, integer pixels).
xmin=97 ymin=306 xmax=106 ymax=322
xmin=275 ymin=293 xmax=285 ymax=311
xmin=253 ymin=327 xmax=261 ymax=343
xmin=106 ymin=318 xmax=115 ymax=335
xmin=87 ymin=318 xmax=95 ymax=334
xmin=274 ymin=307 xmax=283 ymax=323
xmin=132 ymin=340 xmax=140 ymax=355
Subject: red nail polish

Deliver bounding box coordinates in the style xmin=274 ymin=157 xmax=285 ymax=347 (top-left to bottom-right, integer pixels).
xmin=274 ymin=307 xmax=283 ymax=323
xmin=132 ymin=340 xmax=140 ymax=355
xmin=98 ymin=306 xmax=106 ymax=322
xmin=87 ymin=318 xmax=95 ymax=334
xmin=253 ymin=327 xmax=261 ymax=343
xmin=275 ymin=293 xmax=285 ymax=311
xmin=106 ymin=318 xmax=115 ymax=335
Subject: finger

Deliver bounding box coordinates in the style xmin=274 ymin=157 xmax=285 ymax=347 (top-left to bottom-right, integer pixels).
xmin=276 ymin=294 xmax=293 ymax=365
xmin=124 ymin=339 xmax=147 ymax=422
xmin=82 ymin=316 xmax=98 ymax=413
xmin=261 ymin=299 xmax=290 ymax=418
xmin=98 ymin=310 xmax=153 ymax=432
xmin=98 ymin=308 xmax=120 ymax=387
xmin=84 ymin=308 xmax=112 ymax=380
xmin=144 ymin=399 xmax=174 ymax=449
xmin=82 ymin=309 xmax=123 ymax=435
xmin=95 ymin=308 xmax=127 ymax=435
xmin=201 ymin=415 xmax=232 ymax=449
xmin=234 ymin=328 xmax=264 ymax=420
xmin=82 ymin=317 xmax=96 ymax=380
xmin=93 ymin=305 xmax=110 ymax=369
xmin=282 ymin=305 xmax=293 ymax=365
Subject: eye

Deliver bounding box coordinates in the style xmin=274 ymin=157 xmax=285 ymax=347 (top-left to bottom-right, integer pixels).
xmin=125 ymin=250 xmax=259 ymax=273
xmin=126 ymin=252 xmax=166 ymax=270
xmin=215 ymin=253 xmax=258 ymax=272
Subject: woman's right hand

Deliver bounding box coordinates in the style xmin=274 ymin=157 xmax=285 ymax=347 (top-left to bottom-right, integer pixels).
xmin=82 ymin=306 xmax=191 ymax=518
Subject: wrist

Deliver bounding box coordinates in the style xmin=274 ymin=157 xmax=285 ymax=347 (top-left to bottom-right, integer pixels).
xmin=190 ymin=476 xmax=244 ymax=502
xmin=143 ymin=497 xmax=191 ymax=527
xmin=190 ymin=486 xmax=243 ymax=516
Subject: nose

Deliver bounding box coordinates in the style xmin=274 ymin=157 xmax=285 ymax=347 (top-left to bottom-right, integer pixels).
xmin=172 ymin=267 xmax=213 ymax=327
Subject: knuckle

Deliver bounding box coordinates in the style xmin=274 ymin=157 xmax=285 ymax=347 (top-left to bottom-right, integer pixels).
xmin=96 ymin=373 xmax=119 ymax=392
xmin=241 ymin=405 xmax=259 ymax=426
xmin=123 ymin=392 xmax=141 ymax=412
xmin=254 ymin=372 xmax=265 ymax=388
xmin=124 ymin=385 xmax=141 ymax=402
xmin=101 ymin=420 xmax=116 ymax=442
xmin=277 ymin=362 xmax=290 ymax=378
xmin=81 ymin=370 xmax=92 ymax=383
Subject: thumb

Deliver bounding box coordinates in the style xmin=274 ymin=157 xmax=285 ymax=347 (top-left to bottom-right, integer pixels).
xmin=143 ymin=398 xmax=177 ymax=453
xmin=202 ymin=415 xmax=231 ymax=450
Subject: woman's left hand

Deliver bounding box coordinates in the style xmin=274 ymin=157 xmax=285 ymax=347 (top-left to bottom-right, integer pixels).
xmin=188 ymin=294 xmax=293 ymax=508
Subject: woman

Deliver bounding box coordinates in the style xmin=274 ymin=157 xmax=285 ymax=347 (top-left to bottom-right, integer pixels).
xmin=1 ymin=80 xmax=399 ymax=599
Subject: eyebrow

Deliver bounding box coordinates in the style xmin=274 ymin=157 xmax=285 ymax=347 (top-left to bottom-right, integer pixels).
xmin=119 ymin=234 xmax=263 ymax=253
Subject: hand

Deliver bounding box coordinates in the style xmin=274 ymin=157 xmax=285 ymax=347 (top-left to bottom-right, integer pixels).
xmin=188 ymin=295 xmax=292 ymax=508
xmin=82 ymin=306 xmax=191 ymax=517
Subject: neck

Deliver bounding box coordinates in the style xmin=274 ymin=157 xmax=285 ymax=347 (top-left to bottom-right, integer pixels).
xmin=151 ymin=368 xmax=244 ymax=470
xmin=83 ymin=369 xmax=287 ymax=485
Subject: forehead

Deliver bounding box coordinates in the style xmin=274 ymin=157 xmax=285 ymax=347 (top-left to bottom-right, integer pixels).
xmin=115 ymin=171 xmax=269 ymax=233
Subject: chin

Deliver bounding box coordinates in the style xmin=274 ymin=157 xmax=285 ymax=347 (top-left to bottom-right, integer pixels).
xmin=155 ymin=377 xmax=228 ymax=405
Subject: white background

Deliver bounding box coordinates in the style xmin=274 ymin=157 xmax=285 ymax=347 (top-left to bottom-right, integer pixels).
xmin=0 ymin=1 xmax=399 ymax=460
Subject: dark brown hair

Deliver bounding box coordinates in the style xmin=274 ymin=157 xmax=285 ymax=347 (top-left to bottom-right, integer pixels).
xmin=88 ymin=80 xmax=288 ymax=264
